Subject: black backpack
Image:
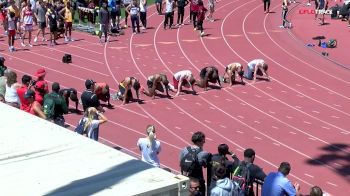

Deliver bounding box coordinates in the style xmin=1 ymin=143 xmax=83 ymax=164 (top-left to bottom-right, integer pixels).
xmin=232 ymin=162 xmax=252 ymax=196
xmin=180 ymin=147 xmax=202 ymax=177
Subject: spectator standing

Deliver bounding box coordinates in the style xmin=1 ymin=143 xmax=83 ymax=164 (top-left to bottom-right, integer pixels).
xmin=46 ymin=4 xmax=58 ymax=46
xmin=59 ymin=1 xmax=74 ymax=42
xmin=163 ymin=0 xmax=174 ymax=30
xmin=17 ymin=75 xmax=33 ymax=112
xmin=179 ymin=131 xmax=210 ymax=196
xmin=126 ymin=0 xmax=141 ymax=34
xmin=7 ymin=11 xmax=16 ymax=52
xmin=210 ymin=166 xmax=237 ymax=196
xmin=98 ymin=2 xmax=110 ymax=43
xmin=83 ymin=107 xmax=108 ymax=141
xmin=196 ymin=1 xmax=207 ymax=36
xmin=262 ymin=162 xmax=301 ymax=196
xmin=139 ymin=0 xmax=147 ymax=29
xmin=233 ymin=148 xmax=266 ymax=196
xmin=34 ymin=68 xmax=49 ymax=94
xmin=21 ymin=3 xmax=34 ymax=47
xmin=176 ymin=0 xmax=189 ymax=26
xmin=43 ymin=82 xmax=68 ymax=126
xmin=81 ymin=79 xmax=103 ymax=112
xmin=263 ymin=0 xmax=271 ymax=13
xmin=24 ymin=89 xmax=46 ymax=119
xmin=4 ymin=70 xmax=21 ymax=108
xmin=34 ymin=0 xmax=47 ymax=43
xmin=137 ymin=125 xmax=161 ymax=167
xmin=208 ymin=143 xmax=240 ymax=190
xmin=123 ymin=0 xmax=132 ymax=28
xmin=34 ymin=81 xmax=47 ymax=106
xmin=190 ymin=0 xmax=200 ymax=30
xmin=206 ymin=0 xmax=216 ymax=22
xmin=155 ymin=0 xmax=163 ymax=14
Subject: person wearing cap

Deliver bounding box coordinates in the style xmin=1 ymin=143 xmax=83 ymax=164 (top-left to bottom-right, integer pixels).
xmin=34 ymin=81 xmax=47 ymax=106
xmin=262 ymin=162 xmax=300 ymax=196
xmin=171 ymin=70 xmax=197 ymax=97
xmin=44 ymin=82 xmax=68 ymax=126
xmin=17 ymin=75 xmax=33 ymax=111
xmin=196 ymin=66 xmax=221 ymax=91
xmin=35 ymin=68 xmax=49 ymax=94
xmin=114 ymin=76 xmax=141 ymax=105
xmin=59 ymin=88 xmax=79 ymax=112
xmin=81 ymin=79 xmax=104 ymax=112
xmin=94 ymin=82 xmax=113 ymax=108
xmin=210 ymin=166 xmax=237 ymax=196
xmin=24 ymin=89 xmax=46 ymax=119
xmin=244 ymin=59 xmax=270 ymax=83
xmin=208 ymin=143 xmax=240 ymax=190
xmin=222 ymin=62 xmax=244 ymax=86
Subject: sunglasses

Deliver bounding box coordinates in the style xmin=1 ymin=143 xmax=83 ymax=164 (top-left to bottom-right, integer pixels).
xmin=190 ymin=186 xmax=200 ymax=190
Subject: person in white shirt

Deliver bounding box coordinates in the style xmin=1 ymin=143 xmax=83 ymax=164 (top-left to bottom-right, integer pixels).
xmin=137 ymin=125 xmax=161 ymax=167
xmin=244 ymin=59 xmax=270 ymax=82
xmin=172 ymin=70 xmax=197 ymax=96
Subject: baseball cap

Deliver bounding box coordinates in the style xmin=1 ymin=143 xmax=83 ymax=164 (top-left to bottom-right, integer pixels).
xmin=35 ymin=68 xmax=46 ymax=78
xmin=24 ymin=89 xmax=35 ymax=99
xmin=85 ymin=79 xmax=95 ymax=88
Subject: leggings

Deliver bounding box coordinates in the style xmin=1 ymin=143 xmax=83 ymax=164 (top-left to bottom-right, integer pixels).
xmin=177 ymin=6 xmax=185 ymax=24
xmin=140 ymin=12 xmax=147 ymax=28
xmin=164 ymin=12 xmax=174 ymax=28
xmin=282 ymin=8 xmax=288 ymax=26
xmin=130 ymin=15 xmax=140 ymax=33
xmin=192 ymin=11 xmax=198 ymax=28
xmin=263 ymin=0 xmax=270 ymax=12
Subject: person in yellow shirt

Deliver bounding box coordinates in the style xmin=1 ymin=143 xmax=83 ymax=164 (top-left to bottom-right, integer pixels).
xmin=59 ymin=1 xmax=74 ymax=42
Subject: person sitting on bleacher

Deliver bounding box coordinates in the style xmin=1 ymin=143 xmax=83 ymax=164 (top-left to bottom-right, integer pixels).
xmin=24 ymin=89 xmax=47 ymax=119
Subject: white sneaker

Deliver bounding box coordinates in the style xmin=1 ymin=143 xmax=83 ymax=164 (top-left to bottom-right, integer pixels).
xmin=279 ymin=25 xmax=285 ymax=28
xmin=69 ymin=37 xmax=74 ymax=42
xmin=306 ymin=2 xmax=311 ymax=6
xmin=64 ymin=37 xmax=69 ymax=42
xmin=28 ymin=44 xmax=33 ymax=47
xmin=34 ymin=37 xmax=38 ymax=42
xmin=200 ymin=31 xmax=205 ymax=37
xmin=21 ymin=42 xmax=26 ymax=47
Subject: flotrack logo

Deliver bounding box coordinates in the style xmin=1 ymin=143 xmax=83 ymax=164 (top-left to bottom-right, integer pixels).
xmin=298 ymin=9 xmax=333 ymax=15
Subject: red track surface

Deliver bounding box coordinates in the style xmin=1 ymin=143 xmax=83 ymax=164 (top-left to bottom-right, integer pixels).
xmin=2 ymin=0 xmax=349 ymax=195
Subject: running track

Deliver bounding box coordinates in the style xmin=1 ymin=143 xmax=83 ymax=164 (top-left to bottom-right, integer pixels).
xmin=2 ymin=0 xmax=349 ymax=195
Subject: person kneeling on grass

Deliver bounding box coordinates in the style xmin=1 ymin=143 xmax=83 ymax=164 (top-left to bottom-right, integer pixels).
xmin=172 ymin=70 xmax=197 ymax=96
xmin=196 ymin=66 xmax=221 ymax=91
xmin=244 ymin=59 xmax=270 ymax=83
xmin=142 ymin=73 xmax=171 ymax=99
xmin=114 ymin=76 xmax=141 ymax=104
xmin=222 ymin=62 xmax=244 ymax=85
xmin=94 ymin=82 xmax=113 ymax=108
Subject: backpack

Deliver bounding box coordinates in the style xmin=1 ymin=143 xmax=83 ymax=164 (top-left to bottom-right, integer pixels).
xmin=327 ymin=39 xmax=337 ymax=48
xmin=232 ymin=162 xmax=252 ymax=196
xmin=43 ymin=94 xmax=58 ymax=120
xmin=74 ymin=117 xmax=86 ymax=135
xmin=211 ymin=155 xmax=228 ymax=179
xmin=180 ymin=147 xmax=202 ymax=177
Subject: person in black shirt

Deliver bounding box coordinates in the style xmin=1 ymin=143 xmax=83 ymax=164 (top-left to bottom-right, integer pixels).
xmin=196 ymin=66 xmax=221 ymax=91
xmin=208 ymin=143 xmax=240 ymax=190
xmin=59 ymin=88 xmax=79 ymax=112
xmin=81 ymin=79 xmax=104 ymax=112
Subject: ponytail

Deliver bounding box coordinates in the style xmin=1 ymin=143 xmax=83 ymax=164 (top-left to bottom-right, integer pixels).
xmin=146 ymin=125 xmax=156 ymax=148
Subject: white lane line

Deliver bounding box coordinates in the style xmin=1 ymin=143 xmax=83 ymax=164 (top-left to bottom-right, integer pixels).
xmin=178 ymin=112 xmax=184 ymax=115
xmin=254 ymin=120 xmax=261 ymax=124
xmin=254 ymin=136 xmax=262 ymax=140
xmin=281 ymin=90 xmax=287 ymax=93
xmin=304 ymin=173 xmax=314 ymax=178
xmin=326 ymin=182 xmax=338 ymax=187
xmin=209 ymin=106 xmax=216 ymax=110
xmin=175 ymin=126 xmax=181 ymax=130
xmin=328 ymin=91 xmax=334 ymax=95
xmin=206 ymin=137 xmax=213 ymax=141
xmin=295 ymin=106 xmax=302 ymax=109
xmin=289 ymin=132 xmax=297 ymax=135
xmin=240 ymin=102 xmax=246 ymax=105
xmin=204 ymin=120 xmax=211 ymax=123
xmin=308 ymin=137 xmax=317 ymax=141
xmin=331 ymin=115 xmax=340 ymax=119
xmin=225 ymin=98 xmax=233 ymax=102
xmin=341 ymin=131 xmax=349 ymax=135
xmin=286 ymin=116 xmax=293 ymax=119
xmin=268 ymin=98 xmax=276 ymax=102
xmin=241 ymin=91 xmax=247 ymax=94
xmin=151 ymin=102 xmax=156 ymax=105
xmin=236 ymin=130 xmax=244 ymax=134
xmin=266 ymin=86 xmax=272 ymax=89
xmin=195 ymin=102 xmax=202 ymax=106
xmin=181 ymin=98 xmax=187 ymax=101
xmin=310 ymin=87 xmax=317 ymax=90
xmin=269 ymin=111 xmax=275 ymax=114
xmin=220 ymin=125 xmax=227 ymax=128
xmin=303 ymin=121 xmax=312 ymax=124
xmin=312 ymin=110 xmax=320 ymax=114
xmin=273 ymin=142 xmax=280 ymax=146
xmin=321 ymin=126 xmax=330 ymax=130
xmin=166 ymin=107 xmax=172 ymax=110
xmin=297 ymin=94 xmax=304 ymax=98
xmin=214 ymin=95 xmax=219 ymax=98
xmin=237 ymin=115 xmax=244 ymax=119
xmin=255 ymin=94 xmax=262 ymax=98
xmin=272 ymin=126 xmax=279 ymax=129
xmin=296 ymin=84 xmax=302 ymax=87
xmin=333 ymin=104 xmax=342 ymax=108
xmin=333 ymin=163 xmax=342 ymax=167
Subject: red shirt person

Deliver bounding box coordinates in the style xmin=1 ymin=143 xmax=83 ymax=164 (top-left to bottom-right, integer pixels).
xmin=94 ymin=82 xmax=113 ymax=107
xmin=34 ymin=68 xmax=49 ymax=94
xmin=17 ymin=75 xmax=33 ymax=112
